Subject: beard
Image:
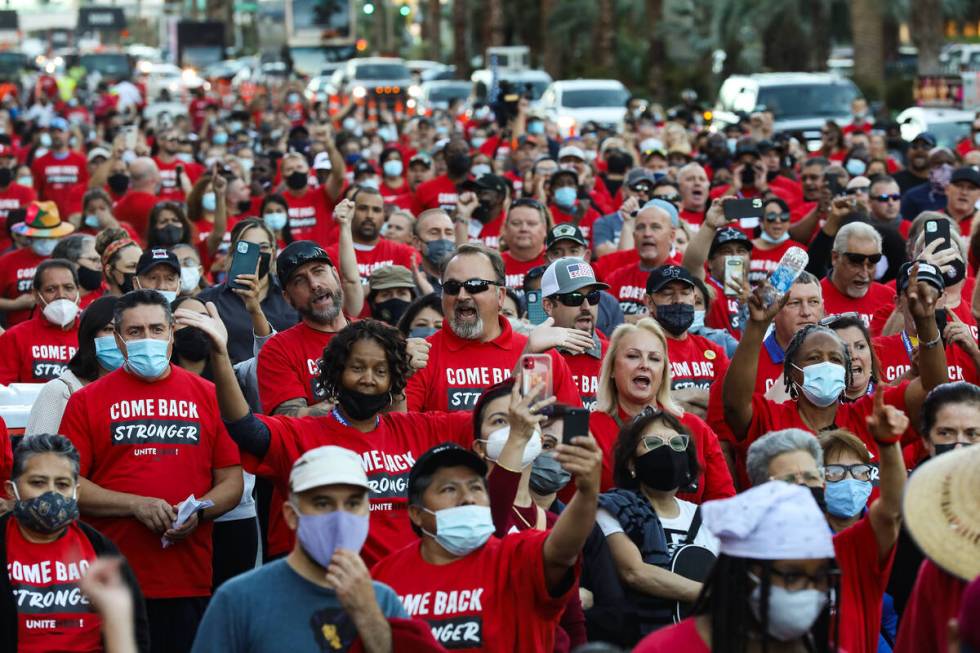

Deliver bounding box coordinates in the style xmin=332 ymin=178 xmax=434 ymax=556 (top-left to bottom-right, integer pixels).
xmin=355 ymin=219 xmax=379 ymax=241
xmin=449 ymin=301 xmax=484 ymax=340
xmin=302 ymin=288 xmax=343 ymax=325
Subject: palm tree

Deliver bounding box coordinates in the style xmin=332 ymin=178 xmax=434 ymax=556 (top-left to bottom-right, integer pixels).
xmin=910 ymin=0 xmax=944 ymax=74
xmin=453 ymin=0 xmax=468 ymax=75
xmin=850 ymin=0 xmax=884 ymax=98
xmin=425 ymin=0 xmax=441 ymax=61
xmin=594 ymin=0 xmax=615 ymax=72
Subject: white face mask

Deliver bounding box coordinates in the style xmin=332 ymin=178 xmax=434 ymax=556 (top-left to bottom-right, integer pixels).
xmin=481 ymin=425 xmax=542 ymax=468
xmin=749 ymin=574 xmax=828 ymax=642
xmin=180 ymin=266 xmax=202 ymax=293
xmin=42 ymin=297 xmax=80 ymax=327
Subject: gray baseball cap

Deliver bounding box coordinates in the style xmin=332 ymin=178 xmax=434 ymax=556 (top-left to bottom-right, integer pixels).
xmin=541 ymin=257 xmax=609 ymax=298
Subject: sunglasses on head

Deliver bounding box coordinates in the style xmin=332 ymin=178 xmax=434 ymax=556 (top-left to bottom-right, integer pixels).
xmin=655 ymin=194 xmax=681 ymax=204
xmin=845 ymin=187 xmax=869 ymax=196
xmin=764 ymin=211 xmax=790 ymax=223
xmin=442 ymin=278 xmax=502 ymax=296
xmin=511 ymin=198 xmax=546 ymax=210
xmin=842 ymin=252 xmax=882 ymax=266
xmin=553 ymin=289 xmax=601 ymax=307
xmin=872 ymin=193 xmax=901 ymax=202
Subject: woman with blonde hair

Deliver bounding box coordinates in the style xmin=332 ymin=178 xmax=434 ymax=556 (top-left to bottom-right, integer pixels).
xmin=591 ymin=318 xmax=734 ymax=502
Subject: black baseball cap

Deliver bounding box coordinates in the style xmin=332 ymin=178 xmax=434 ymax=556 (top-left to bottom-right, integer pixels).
xmin=136 ymin=249 xmax=180 ymax=276
xmin=911 ymin=132 xmax=937 ymax=148
xmin=276 ymin=240 xmax=334 ymax=288
xmin=546 ymin=223 xmax=588 ymax=249
xmin=550 ymin=168 xmax=579 ymax=185
xmin=473 ymin=174 xmax=510 ymax=196
xmin=354 ymin=160 xmax=377 ymax=177
xmin=896 ymin=261 xmax=945 ymax=295
xmin=407 ymin=443 xmax=487 ymax=502
xmin=709 ymin=227 xmax=754 ymax=258
xmin=734 ymin=138 xmax=759 ymax=158
xmin=950 ymin=166 xmax=980 ymax=188
xmin=646 ymin=264 xmax=696 ymax=294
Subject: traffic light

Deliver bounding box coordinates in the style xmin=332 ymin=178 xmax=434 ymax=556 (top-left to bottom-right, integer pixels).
xmin=399 ymin=5 xmax=410 ymax=16
xmin=363 ymin=2 xmax=374 ymax=15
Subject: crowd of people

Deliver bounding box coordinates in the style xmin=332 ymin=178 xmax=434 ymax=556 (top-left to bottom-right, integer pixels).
xmin=0 ymin=74 xmax=977 ymax=653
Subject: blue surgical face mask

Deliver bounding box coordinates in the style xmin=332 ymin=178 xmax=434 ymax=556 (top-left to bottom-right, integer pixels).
xmin=691 ymin=309 xmax=706 ymax=330
xmin=471 ymin=136 xmax=486 ymax=149
xmin=94 ymin=335 xmax=125 ymax=371
xmin=423 ymin=504 xmax=494 ymax=556
xmin=202 ymin=192 xmax=217 ymax=212
xmin=554 ymin=186 xmax=577 ymax=208
xmin=382 ymin=160 xmax=403 ymax=177
xmin=84 ymin=214 xmax=101 ymax=229
xmin=824 ymin=478 xmax=872 ymax=518
xmin=527 ymin=121 xmax=545 ymax=135
xmin=760 ymin=230 xmax=791 ymax=245
xmin=158 ymin=289 xmax=178 ymax=304
xmin=792 ymin=361 xmax=846 ymax=407
xmin=360 ymin=177 xmax=380 ymax=190
xmin=212 ymin=132 xmax=229 ymax=145
xmin=408 ymin=326 xmax=438 ymax=339
xmin=263 ymin=211 xmax=288 ymax=231
xmin=124 ymin=337 xmax=171 ymax=379
xmin=31 ymin=238 xmax=58 ymax=257
xmin=844 ymin=158 xmax=867 ymax=176
xmin=470 ymin=163 xmax=492 ymax=178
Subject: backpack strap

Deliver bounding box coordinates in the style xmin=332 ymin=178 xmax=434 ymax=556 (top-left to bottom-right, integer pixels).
xmin=683 ymin=506 xmax=703 ymax=545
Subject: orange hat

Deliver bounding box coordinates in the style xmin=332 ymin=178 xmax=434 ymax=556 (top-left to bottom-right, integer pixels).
xmin=12 ymin=201 xmax=75 ymax=238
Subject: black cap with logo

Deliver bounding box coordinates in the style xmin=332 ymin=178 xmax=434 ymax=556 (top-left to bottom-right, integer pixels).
xmin=276 ymin=240 xmax=334 ymax=288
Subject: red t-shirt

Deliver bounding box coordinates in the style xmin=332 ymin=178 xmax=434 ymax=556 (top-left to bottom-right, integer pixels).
xmin=58 ymin=365 xmax=241 ymax=599
xmin=820 ymin=277 xmax=894 ymax=328
xmin=283 ymin=188 xmax=338 ymax=247
xmin=705 ymin=276 xmax=744 ymax=338
xmin=666 ymin=333 xmax=729 ymax=390
xmin=748 ymin=240 xmax=794 ymax=286
xmin=604 ymin=263 xmax=653 ymax=317
xmin=589 ymin=407 xmax=735 ymax=501
xmin=0 ymin=183 xmax=36 ymax=250
xmin=405 ymin=317 xmax=582 ymax=412
xmin=245 ymin=410 xmax=471 ymax=561
xmin=591 ymin=248 xmax=638 ymax=279
xmin=561 ymin=335 xmax=608 ymax=411
xmin=473 ymin=211 xmax=505 ymax=249
xmin=5 ymin=520 xmax=102 ymax=652
xmin=873 ymin=333 xmax=979 ymax=385
xmin=413 ymin=175 xmax=459 ymax=213
xmin=371 ymin=530 xmax=576 ymax=653
xmin=31 ymin=151 xmax=89 ymax=219
xmin=154 ymin=157 xmax=204 ymax=202
xmin=0 ymin=247 xmax=47 ymax=326
xmin=112 ymin=191 xmax=159 ymax=239
xmin=380 ymin=179 xmax=409 ymax=198
xmin=634 ymin=617 xmax=708 ymax=652
xmin=0 ymin=417 xmax=10 ymax=484
xmin=501 ymin=249 xmax=545 ymax=290
xmin=256 ymin=321 xmax=341 ymax=414
xmin=679 ymin=208 xmax=704 ymax=227
xmin=327 ymin=238 xmax=418 ymax=285
xmin=894 ymin=559 xmax=966 ymax=653
xmin=834 ymin=516 xmax=896 ymax=653
xmin=0 ymin=313 xmax=78 ymax=384
xmin=549 ymin=204 xmax=600 ymax=242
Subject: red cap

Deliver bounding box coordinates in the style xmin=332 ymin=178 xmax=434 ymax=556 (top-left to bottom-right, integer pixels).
xmin=0 ymin=144 xmax=13 ymax=158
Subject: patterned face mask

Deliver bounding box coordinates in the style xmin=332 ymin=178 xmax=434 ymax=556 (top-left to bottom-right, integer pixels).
xmin=11 ymin=485 xmax=79 ymax=534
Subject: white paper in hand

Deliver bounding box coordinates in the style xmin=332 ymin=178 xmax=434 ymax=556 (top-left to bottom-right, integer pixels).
xmin=161 ymin=494 xmax=214 ymax=549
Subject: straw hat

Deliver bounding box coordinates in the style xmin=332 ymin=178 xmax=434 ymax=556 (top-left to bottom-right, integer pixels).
xmin=903 ymin=445 xmax=980 ymax=582
xmin=11 ymin=201 xmax=75 ymax=238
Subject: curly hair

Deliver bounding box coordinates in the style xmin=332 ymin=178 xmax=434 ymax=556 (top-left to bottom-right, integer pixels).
xmin=782 ymin=323 xmax=852 ymax=399
xmin=315 ymin=320 xmax=412 ymax=402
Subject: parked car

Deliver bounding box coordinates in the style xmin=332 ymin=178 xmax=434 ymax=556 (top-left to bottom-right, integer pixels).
xmin=713 ymin=72 xmax=861 ymax=148
xmin=412 ymin=80 xmax=472 ymax=114
xmin=336 ymin=57 xmax=413 ymax=105
xmin=470 ymin=68 xmax=553 ymax=108
xmin=142 ymin=62 xmax=208 ymax=100
xmin=896 ymin=106 xmax=974 ymax=149
xmin=540 ymin=79 xmax=630 ymax=137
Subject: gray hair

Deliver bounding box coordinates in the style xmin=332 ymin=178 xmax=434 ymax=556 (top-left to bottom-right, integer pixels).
xmin=832 ymin=222 xmax=882 ymax=254
xmin=746 ymin=429 xmax=824 ymax=486
xmin=52 ymin=234 xmax=95 ymax=263
xmin=12 ymin=434 xmax=80 ymax=481
xmin=794 ymin=270 xmax=820 ymax=289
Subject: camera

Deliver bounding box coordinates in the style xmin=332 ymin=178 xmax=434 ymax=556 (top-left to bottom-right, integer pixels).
xmin=492 ymin=80 xmax=533 ymax=127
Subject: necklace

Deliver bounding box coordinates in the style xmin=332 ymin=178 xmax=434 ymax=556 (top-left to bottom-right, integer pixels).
xmin=511 ymin=505 xmax=535 ymax=530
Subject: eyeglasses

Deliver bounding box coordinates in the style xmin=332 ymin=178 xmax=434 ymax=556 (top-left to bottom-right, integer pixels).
xmin=872 ymin=193 xmax=901 ymax=202
xmin=553 ymin=289 xmax=601 ymax=307
xmin=764 ymin=211 xmax=791 ymax=223
xmin=442 ymin=278 xmax=503 ymax=296
xmin=823 ymin=463 xmax=874 ymax=483
xmin=629 ymin=183 xmax=653 ymax=194
xmin=770 ymin=469 xmax=824 ymax=485
xmin=757 ymin=568 xmax=840 ymax=593
xmin=511 ymin=198 xmax=546 ymax=210
xmin=818 ymin=311 xmax=860 ymax=327
xmin=642 ymin=433 xmax=690 ymax=452
xmin=842 ymin=252 xmax=882 ymax=267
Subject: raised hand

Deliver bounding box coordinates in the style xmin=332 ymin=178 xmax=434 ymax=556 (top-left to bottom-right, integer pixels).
xmin=333 ymin=198 xmax=355 ymax=227
xmin=527 ymin=317 xmax=596 ymax=355
xmin=865 ymin=384 xmax=909 ymax=444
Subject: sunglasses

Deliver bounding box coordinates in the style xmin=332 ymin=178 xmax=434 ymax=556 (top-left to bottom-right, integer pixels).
xmin=553 ymin=289 xmax=601 ymax=307
xmin=511 ymin=198 xmax=546 ymax=210
xmin=845 ymin=187 xmax=869 ymax=196
xmin=842 ymin=252 xmax=882 ymax=266
xmin=642 ymin=433 xmax=690 ymax=452
xmin=629 ymin=183 xmax=653 ymax=194
xmin=442 ymin=278 xmax=502 ymax=296
xmin=872 ymin=193 xmax=901 ymax=202
xmin=654 ymin=194 xmax=681 ymax=204
xmin=764 ymin=211 xmax=790 ymax=223
xmin=818 ymin=311 xmax=861 ymax=327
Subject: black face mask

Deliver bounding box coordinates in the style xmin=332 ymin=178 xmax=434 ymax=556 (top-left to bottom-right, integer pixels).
xmin=809 ymin=486 xmax=826 ymax=512
xmin=107 ymin=173 xmax=130 ymax=195
xmin=472 ymin=201 xmax=492 ymax=224
xmin=337 ymin=387 xmax=391 ymax=421
xmin=655 ymin=303 xmax=695 ymax=336
xmin=285 ymin=171 xmax=308 ymax=191
xmin=173 ymin=326 xmax=212 ymax=363
xmin=371 ymin=297 xmax=411 ymax=325
xmin=154 ymin=224 xmax=184 ymax=247
xmin=606 ymin=151 xmax=632 ymax=175
xmin=0 ymin=167 xmax=11 ymax=187
xmin=115 ymin=269 xmax=135 ymax=294
xmin=237 ymin=199 xmax=252 ymax=214
xmin=258 ymin=252 xmax=271 ymax=279
xmin=933 ymin=442 xmax=965 ymax=457
xmin=77 ymin=265 xmax=103 ymax=291
xmin=943 ymin=259 xmax=966 ymax=287
xmin=446 ymin=152 xmax=471 ymax=177
xmin=634 ymin=446 xmax=690 ymax=491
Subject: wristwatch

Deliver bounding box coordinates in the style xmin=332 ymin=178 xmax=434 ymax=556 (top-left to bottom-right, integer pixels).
xmin=196 ymin=507 xmax=206 ymax=523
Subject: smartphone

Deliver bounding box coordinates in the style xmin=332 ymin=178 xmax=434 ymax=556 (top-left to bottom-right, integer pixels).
xmin=562 ymin=407 xmax=590 ymax=445
xmin=723 ymin=256 xmax=745 ymax=297
xmin=924 ymin=219 xmax=951 ymax=254
xmin=825 ymin=171 xmax=844 ymax=197
xmin=519 ymin=354 xmax=552 ymax=399
xmin=123 ymin=125 xmax=137 ymax=150
xmin=723 ymin=198 xmax=763 ymax=222
xmin=227 ymin=240 xmax=261 ymax=290
xmin=525 ymin=290 xmax=549 ymax=326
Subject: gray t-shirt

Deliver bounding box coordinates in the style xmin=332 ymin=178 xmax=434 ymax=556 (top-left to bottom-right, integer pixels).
xmin=192 ymin=558 xmax=407 ymax=653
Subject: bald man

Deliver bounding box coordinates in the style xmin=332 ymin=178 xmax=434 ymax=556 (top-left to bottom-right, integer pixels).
xmin=113 ymin=157 xmax=161 ymax=237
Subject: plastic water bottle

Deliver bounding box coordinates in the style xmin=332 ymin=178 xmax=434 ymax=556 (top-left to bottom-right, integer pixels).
xmin=761 ymin=246 xmax=809 ymax=308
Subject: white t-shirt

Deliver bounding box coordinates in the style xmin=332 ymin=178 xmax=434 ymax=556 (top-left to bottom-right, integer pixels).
xmin=597 ymin=497 xmax=720 ymax=556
